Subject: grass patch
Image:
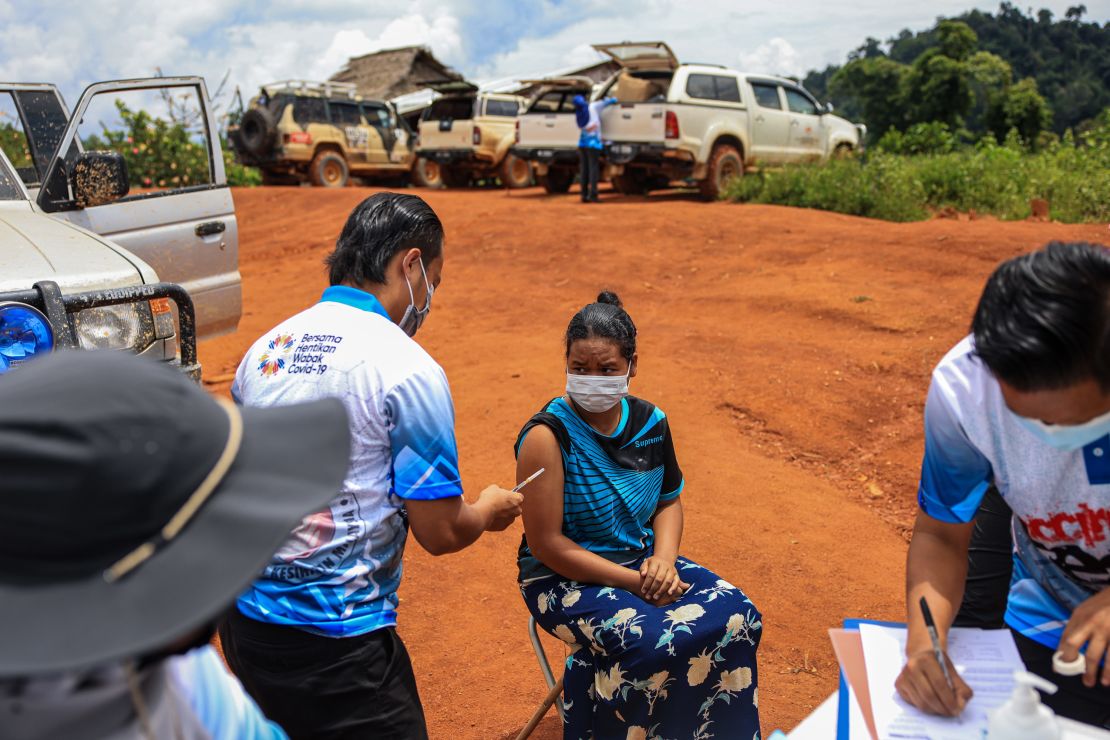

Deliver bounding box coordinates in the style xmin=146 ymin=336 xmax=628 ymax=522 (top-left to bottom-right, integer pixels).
xmin=723 ymin=113 xmax=1110 ymax=223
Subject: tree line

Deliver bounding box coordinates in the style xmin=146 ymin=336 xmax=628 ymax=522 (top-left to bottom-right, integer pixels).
xmin=803 ymin=3 xmax=1109 ymax=146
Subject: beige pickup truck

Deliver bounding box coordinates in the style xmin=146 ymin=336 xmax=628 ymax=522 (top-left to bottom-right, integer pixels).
xmin=595 ymin=42 xmax=866 ymax=199
xmin=416 ymin=81 xmax=532 ymax=188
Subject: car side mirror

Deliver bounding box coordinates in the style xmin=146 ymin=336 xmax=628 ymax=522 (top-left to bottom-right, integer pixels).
xmin=823 ymin=102 xmax=835 ymax=114
xmin=72 ymin=151 xmax=129 ymax=208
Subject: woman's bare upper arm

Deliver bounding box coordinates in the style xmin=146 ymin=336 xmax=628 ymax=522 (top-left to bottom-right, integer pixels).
xmin=516 ymin=424 xmax=565 ymax=544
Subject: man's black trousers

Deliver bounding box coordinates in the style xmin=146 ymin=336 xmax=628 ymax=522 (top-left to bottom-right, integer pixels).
xmin=219 ymin=609 xmax=428 ymax=740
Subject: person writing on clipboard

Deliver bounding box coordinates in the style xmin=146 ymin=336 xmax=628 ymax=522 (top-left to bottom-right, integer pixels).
xmin=897 ymin=241 xmax=1110 ymax=726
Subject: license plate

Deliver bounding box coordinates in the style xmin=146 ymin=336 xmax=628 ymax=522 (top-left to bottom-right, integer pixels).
xmin=537 ymin=150 xmax=554 ymax=158
xmin=613 ymin=145 xmax=633 ymax=155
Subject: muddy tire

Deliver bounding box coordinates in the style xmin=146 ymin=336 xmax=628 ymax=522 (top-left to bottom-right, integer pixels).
xmin=699 ymin=144 xmax=743 ymax=201
xmin=412 ymin=157 xmax=443 ymax=189
xmin=833 ymin=143 xmax=854 ymax=159
xmin=537 ymin=169 xmax=573 ymax=194
xmin=611 ymin=171 xmax=648 ymax=196
xmin=439 ymin=166 xmax=471 ymax=189
xmin=310 ymin=151 xmax=349 ymax=188
xmin=499 ymin=154 xmax=533 ymax=189
xmin=237 ymin=108 xmax=276 ymax=157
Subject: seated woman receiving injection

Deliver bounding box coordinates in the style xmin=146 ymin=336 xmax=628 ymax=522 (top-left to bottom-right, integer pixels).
xmin=515 ymin=292 xmax=762 ymax=739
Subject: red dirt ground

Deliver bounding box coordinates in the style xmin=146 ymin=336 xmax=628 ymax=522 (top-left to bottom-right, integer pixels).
xmin=202 ymin=185 xmax=1107 ymax=739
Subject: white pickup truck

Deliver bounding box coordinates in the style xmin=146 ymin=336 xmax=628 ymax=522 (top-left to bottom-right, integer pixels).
xmin=594 ymin=42 xmax=866 ymax=199
xmin=512 ymin=76 xmax=596 ymax=194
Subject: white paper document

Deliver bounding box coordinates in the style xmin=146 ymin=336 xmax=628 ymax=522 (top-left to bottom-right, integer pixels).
xmin=858 ymin=623 xmax=1023 ymax=740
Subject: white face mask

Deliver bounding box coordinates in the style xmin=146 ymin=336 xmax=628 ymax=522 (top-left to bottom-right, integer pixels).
xmin=566 ymin=366 xmax=630 ymax=413
xmin=397 ymin=258 xmax=433 ymax=337
xmin=1012 ymin=407 xmax=1110 ymax=451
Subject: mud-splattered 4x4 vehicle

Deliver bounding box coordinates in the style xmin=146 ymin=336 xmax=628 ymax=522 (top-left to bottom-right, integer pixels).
xmin=416 ymin=81 xmax=532 ymax=188
xmin=230 ymin=80 xmax=417 ymax=187
xmin=0 ymin=77 xmax=241 ymax=380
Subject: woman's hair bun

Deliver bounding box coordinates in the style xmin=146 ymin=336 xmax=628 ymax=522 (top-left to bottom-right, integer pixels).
xmin=596 ymin=291 xmax=623 ymax=308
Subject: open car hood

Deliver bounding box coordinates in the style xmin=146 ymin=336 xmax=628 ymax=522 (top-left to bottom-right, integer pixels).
xmin=592 ymin=41 xmax=678 ymax=71
xmin=419 ymin=79 xmax=479 ymax=95
xmin=517 ymin=76 xmax=596 ymax=93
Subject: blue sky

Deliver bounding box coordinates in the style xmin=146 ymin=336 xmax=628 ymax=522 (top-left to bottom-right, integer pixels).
xmin=2 ymin=0 xmax=1107 ymax=109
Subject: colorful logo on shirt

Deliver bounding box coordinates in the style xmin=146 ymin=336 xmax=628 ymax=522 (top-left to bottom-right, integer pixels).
xmin=257 ymin=333 xmax=296 ymax=377
xmin=275 ymin=510 xmax=337 ymax=563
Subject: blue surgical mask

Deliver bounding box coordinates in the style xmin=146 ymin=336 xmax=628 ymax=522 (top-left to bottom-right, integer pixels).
xmin=398 ymin=259 xmax=433 ymax=337
xmin=1013 ymin=407 xmax=1110 ymax=451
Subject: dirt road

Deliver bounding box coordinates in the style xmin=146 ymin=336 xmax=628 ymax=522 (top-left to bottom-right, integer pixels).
xmin=202 ymin=186 xmax=1106 ymax=738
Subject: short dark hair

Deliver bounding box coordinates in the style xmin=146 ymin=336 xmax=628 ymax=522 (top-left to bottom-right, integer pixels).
xmin=565 ymin=291 xmax=637 ymax=361
xmin=326 ymin=193 xmax=444 ymax=286
xmin=972 ymin=241 xmax=1110 ymax=392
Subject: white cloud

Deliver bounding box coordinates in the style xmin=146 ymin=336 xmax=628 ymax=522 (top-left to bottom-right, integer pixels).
xmin=738 ymin=38 xmax=803 ymax=78
xmin=2 ymin=0 xmax=1107 ymax=114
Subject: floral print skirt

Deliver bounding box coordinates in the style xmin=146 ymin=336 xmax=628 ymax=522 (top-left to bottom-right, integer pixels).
xmin=521 ymin=556 xmax=761 ymax=740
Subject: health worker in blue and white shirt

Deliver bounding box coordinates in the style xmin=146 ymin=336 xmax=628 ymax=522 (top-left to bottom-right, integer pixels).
xmin=897 ymin=241 xmax=1110 ymax=727
xmin=220 ymin=193 xmax=524 ymax=740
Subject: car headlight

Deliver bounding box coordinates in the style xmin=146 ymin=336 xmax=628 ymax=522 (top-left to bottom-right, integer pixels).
xmin=0 ymin=302 xmax=55 ymax=374
xmin=73 ymin=304 xmax=142 ymax=350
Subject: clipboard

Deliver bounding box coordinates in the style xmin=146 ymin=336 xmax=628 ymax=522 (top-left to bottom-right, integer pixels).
xmin=835 ymin=618 xmax=904 ymax=740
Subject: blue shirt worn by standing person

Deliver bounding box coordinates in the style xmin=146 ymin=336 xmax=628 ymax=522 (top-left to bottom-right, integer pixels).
xmin=232 ymin=286 xmax=464 ymax=637
xmin=515 ymin=396 xmax=684 ymax=582
xmin=576 ymin=95 xmax=618 ymax=150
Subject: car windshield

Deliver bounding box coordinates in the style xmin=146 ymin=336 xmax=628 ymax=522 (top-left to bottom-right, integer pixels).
xmin=0 ymin=154 xmax=24 ymax=200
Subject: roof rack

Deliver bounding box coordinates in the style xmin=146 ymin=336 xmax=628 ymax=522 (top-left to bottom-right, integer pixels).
xmin=261 ymin=80 xmax=359 ymax=98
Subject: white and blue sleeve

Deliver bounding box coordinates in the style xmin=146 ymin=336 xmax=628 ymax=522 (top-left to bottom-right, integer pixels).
xmin=917 ymin=380 xmax=994 ymax=523
xmin=385 ymin=367 xmax=464 ymax=500
xmin=171 ymin=647 xmax=287 ymax=740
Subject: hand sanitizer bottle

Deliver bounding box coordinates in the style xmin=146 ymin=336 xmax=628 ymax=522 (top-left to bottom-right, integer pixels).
xmin=986 ymin=670 xmax=1061 ymax=740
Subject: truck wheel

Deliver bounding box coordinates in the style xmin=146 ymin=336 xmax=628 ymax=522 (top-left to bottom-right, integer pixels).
xmin=412 ymin=157 xmax=443 ymax=188
xmin=238 ymin=108 xmax=276 ymax=157
xmin=310 ymin=151 xmax=349 ymax=188
xmin=538 ymin=169 xmax=573 ymax=194
xmin=833 ymin=143 xmax=854 ymax=159
xmin=699 ymin=144 xmax=743 ymax=201
xmin=499 ymin=154 xmax=533 ymax=189
xmin=440 ymin=166 xmax=471 ymax=189
xmin=611 ymin=171 xmax=648 ymax=196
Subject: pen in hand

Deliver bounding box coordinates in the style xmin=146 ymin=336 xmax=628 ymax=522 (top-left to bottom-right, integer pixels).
xmin=919 ymin=595 xmax=962 ymax=719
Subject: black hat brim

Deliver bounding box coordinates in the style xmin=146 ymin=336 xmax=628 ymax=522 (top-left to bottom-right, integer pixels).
xmin=0 ymin=398 xmax=350 ymax=676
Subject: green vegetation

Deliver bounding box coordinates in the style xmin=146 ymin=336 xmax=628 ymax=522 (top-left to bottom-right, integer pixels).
xmin=1 ymin=101 xmax=260 ymax=190
xmin=83 ymin=101 xmax=260 ymax=188
xmin=804 ymin=4 xmax=1109 ymax=143
xmin=724 ymin=112 xmax=1110 ymax=223
xmin=0 ymin=123 xmax=32 ymax=170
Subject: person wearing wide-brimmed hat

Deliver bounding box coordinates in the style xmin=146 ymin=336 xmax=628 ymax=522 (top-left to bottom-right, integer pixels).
xmin=0 ymin=351 xmax=352 ymax=739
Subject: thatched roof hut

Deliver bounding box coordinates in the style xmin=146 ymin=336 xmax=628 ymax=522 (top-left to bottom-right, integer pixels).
xmin=330 ymin=45 xmax=465 ymax=101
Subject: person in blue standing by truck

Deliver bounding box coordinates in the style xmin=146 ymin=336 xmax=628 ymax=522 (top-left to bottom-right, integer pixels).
xmin=574 ymin=94 xmax=617 ymax=203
